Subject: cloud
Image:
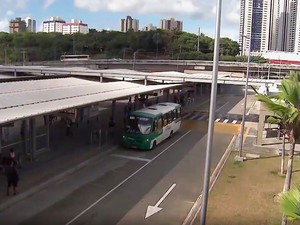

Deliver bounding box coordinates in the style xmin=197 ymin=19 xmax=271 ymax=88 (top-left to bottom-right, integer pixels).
xmin=0 ymin=18 xmax=9 ymax=32
xmin=6 ymin=10 xmax=14 ymax=16
xmin=43 ymin=0 xmax=56 ymax=9
xmin=224 ymin=1 xmax=240 ymax=25
xmin=74 ymin=0 xmax=207 ymax=17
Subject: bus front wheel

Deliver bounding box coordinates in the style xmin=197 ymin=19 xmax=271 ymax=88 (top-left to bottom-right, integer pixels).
xmin=169 ymin=130 xmax=174 ymax=139
xmin=151 ymin=141 xmax=156 ymax=150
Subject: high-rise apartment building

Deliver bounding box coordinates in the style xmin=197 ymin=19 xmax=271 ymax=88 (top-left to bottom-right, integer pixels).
xmin=43 ymin=16 xmax=66 ymax=33
xmin=240 ymin=0 xmax=300 ymax=55
xmin=9 ymin=17 xmax=27 ymax=33
xmin=62 ymin=19 xmax=89 ymax=35
xmin=120 ymin=16 xmax=139 ymax=32
xmin=160 ymin=18 xmax=183 ymax=31
xmin=24 ymin=17 xmax=36 ymax=32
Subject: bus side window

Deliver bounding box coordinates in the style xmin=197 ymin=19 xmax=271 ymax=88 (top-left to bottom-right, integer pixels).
xmin=163 ymin=114 xmax=168 ymax=126
xmin=172 ymin=109 xmax=177 ymax=120
xmin=178 ymin=108 xmax=181 ymax=117
xmin=158 ymin=117 xmax=163 ymax=130
xmin=153 ymin=119 xmax=158 ymax=132
xmin=168 ymin=112 xmax=173 ymax=123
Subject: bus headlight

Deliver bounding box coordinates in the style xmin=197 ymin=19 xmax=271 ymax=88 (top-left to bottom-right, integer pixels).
xmin=146 ymin=139 xmax=149 ymax=142
xmin=123 ymin=135 xmax=126 ymax=139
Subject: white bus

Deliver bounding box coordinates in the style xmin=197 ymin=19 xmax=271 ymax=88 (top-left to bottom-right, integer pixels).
xmin=122 ymin=102 xmax=182 ymax=150
xmin=60 ymin=54 xmax=90 ymax=62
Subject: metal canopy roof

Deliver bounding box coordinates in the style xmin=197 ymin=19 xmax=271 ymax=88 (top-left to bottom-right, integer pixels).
xmin=0 ymin=66 xmax=282 ymax=86
xmin=0 ymin=77 xmax=179 ymax=125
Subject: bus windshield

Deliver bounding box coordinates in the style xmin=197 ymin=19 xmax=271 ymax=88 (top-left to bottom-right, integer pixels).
xmin=127 ymin=116 xmax=152 ymax=134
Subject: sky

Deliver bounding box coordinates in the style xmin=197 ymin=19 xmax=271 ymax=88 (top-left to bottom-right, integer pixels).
xmin=0 ymin=0 xmax=241 ymax=41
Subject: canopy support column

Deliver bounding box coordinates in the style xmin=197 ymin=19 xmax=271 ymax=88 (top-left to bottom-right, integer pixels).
xmin=109 ymin=100 xmax=116 ymax=128
xmin=0 ymin=127 xmax=2 ymax=154
xmin=45 ymin=115 xmax=50 ymax=150
xmin=29 ymin=118 xmax=36 ymax=160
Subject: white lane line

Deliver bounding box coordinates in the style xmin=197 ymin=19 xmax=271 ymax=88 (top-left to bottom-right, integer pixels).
xmin=182 ymin=113 xmax=192 ymax=119
xmin=65 ymin=130 xmax=192 ymax=225
xmin=223 ymin=119 xmax=229 ymax=123
xmin=215 ymin=102 xmax=229 ymax=113
xmin=215 ymin=118 xmax=221 ymax=122
xmin=189 ymin=114 xmax=200 ymax=120
xmin=232 ymin=120 xmax=237 ymax=124
xmin=197 ymin=115 xmax=208 ymax=121
xmin=111 ymin=154 xmax=151 ymax=162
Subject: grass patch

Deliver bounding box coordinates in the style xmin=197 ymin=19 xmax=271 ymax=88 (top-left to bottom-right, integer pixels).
xmin=206 ymin=152 xmax=300 ymax=225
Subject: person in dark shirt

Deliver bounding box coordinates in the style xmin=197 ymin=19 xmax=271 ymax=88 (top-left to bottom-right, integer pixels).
xmin=5 ymin=160 xmax=19 ymax=196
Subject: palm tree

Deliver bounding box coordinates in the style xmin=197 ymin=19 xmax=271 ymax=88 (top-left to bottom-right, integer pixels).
xmin=280 ymin=185 xmax=300 ymax=221
xmin=256 ymin=71 xmax=300 ymax=225
xmin=266 ymin=116 xmax=286 ymax=175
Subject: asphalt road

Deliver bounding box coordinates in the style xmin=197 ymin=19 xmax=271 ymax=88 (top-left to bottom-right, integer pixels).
xmin=0 ymin=91 xmax=251 ymax=225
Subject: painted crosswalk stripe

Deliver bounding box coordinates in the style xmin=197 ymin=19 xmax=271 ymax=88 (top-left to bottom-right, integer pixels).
xmin=215 ymin=118 xmax=221 ymax=122
xmin=223 ymin=119 xmax=229 ymax=123
xmin=232 ymin=120 xmax=237 ymax=124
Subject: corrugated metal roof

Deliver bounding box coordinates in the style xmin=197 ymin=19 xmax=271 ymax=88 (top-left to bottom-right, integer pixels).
xmin=0 ymin=77 xmax=179 ymax=124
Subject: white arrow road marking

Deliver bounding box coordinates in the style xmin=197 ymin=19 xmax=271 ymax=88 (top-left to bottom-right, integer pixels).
xmin=145 ymin=184 xmax=176 ymax=219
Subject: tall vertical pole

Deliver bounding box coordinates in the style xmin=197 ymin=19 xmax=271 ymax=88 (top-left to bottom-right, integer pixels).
xmin=4 ymin=49 xmax=7 ymax=65
xmin=73 ymin=35 xmax=75 ymax=55
xmin=200 ymin=0 xmax=222 ymax=224
xmin=197 ymin=27 xmax=200 ymax=52
xmin=22 ymin=50 xmax=26 ymax=66
xmin=156 ymin=33 xmax=159 ymax=59
xmin=238 ymin=35 xmax=251 ymax=158
xmin=133 ymin=52 xmax=136 ymax=70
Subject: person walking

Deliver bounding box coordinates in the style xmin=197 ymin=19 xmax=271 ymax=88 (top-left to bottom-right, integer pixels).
xmin=5 ymin=160 xmax=19 ymax=196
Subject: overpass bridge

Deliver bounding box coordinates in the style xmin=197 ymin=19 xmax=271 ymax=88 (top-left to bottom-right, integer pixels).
xmin=0 ymin=65 xmax=282 ymax=87
xmin=18 ymin=59 xmax=300 ymax=77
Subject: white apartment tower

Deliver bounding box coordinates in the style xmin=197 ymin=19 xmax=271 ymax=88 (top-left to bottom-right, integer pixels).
xmin=120 ymin=16 xmax=139 ymax=32
xmin=240 ymin=0 xmax=300 ymax=55
xmin=62 ymin=19 xmax=89 ymax=35
xmin=43 ymin=16 xmax=65 ymax=33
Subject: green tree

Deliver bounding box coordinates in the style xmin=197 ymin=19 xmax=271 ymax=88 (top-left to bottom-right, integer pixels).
xmin=281 ymin=185 xmax=300 ymax=221
xmin=256 ymin=71 xmax=300 ymax=225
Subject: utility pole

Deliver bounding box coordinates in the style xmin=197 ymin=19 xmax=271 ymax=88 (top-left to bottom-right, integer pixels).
xmin=200 ymin=0 xmax=222 ymax=224
xmin=4 ymin=49 xmax=7 ymax=65
xmin=197 ymin=27 xmax=200 ymax=52
xmin=73 ymin=35 xmax=75 ymax=55
xmin=21 ymin=49 xmax=26 ymax=66
xmin=238 ymin=35 xmax=251 ymax=159
xmin=156 ymin=33 xmax=159 ymax=59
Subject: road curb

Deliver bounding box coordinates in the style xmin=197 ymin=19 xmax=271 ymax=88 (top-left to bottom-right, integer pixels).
xmin=0 ymin=145 xmax=118 ymax=212
xmin=182 ymin=135 xmax=237 ymax=225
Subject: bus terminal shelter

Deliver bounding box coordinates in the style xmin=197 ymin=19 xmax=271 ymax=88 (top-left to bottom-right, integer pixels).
xmin=0 ymin=77 xmax=180 ymax=161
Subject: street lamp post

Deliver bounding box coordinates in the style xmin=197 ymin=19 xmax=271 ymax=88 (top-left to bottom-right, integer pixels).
xmin=200 ymin=0 xmax=222 ymax=224
xmin=133 ymin=51 xmax=137 ymax=70
xmin=4 ymin=49 xmax=7 ymax=65
xmin=238 ymin=35 xmax=251 ymax=158
xmin=197 ymin=27 xmax=200 ymax=52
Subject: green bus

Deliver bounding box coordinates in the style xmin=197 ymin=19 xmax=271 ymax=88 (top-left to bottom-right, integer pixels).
xmin=122 ymin=102 xmax=182 ymax=150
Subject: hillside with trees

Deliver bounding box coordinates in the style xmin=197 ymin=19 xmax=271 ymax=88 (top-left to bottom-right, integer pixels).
xmin=0 ymin=29 xmax=243 ymax=63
